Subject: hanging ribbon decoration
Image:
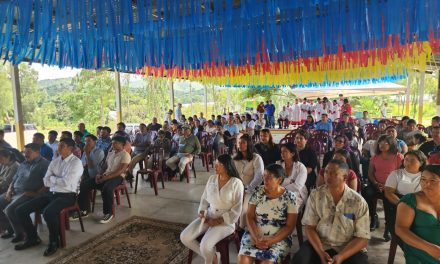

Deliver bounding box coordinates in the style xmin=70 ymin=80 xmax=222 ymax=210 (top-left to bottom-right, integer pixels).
xmin=0 ymin=0 xmax=439 ymax=87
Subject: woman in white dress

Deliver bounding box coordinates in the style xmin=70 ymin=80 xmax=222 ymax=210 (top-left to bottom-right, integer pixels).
xmin=180 ymin=154 xmax=244 ymax=264
xmin=277 ymin=142 xmax=308 ymax=208
xmin=233 ymin=134 xmax=264 ymax=228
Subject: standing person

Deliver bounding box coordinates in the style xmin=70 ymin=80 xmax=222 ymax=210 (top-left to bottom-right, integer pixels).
xmin=308 ymin=99 xmax=316 ymax=120
xmin=278 ymin=143 xmax=308 ymax=207
xmin=363 ymin=135 xmax=403 ymax=234
xmin=199 ymin=112 xmax=207 ymax=125
xmin=295 ymin=130 xmax=318 ymax=191
xmin=293 ymin=160 xmax=370 ymax=264
xmin=278 ymin=106 xmax=290 ymax=129
xmin=148 ymin=117 xmax=162 ymax=131
xmin=238 ymin=164 xmax=298 ymax=264
xmin=77 ymin=122 xmax=90 ymax=142
xmin=233 ymin=134 xmax=264 ymax=228
xmin=340 ymin=98 xmax=353 ymax=118
xmin=300 ymin=98 xmax=309 ymax=124
xmin=164 ymin=109 xmax=173 ymax=124
xmin=315 ymin=98 xmax=324 ymax=121
xmin=265 ymin=100 xmax=276 ymax=128
xmin=257 ymin=102 xmax=266 ymax=128
xmin=291 ymin=99 xmax=301 ymax=126
xmin=331 ymin=100 xmax=340 ymax=121
xmin=337 ymin=94 xmax=344 ymax=108
xmin=395 ymin=164 xmax=440 ymax=264
xmin=175 ymin=103 xmax=183 ymax=122
xmin=255 ymin=129 xmax=281 ymax=167
xmin=357 ymin=111 xmax=373 ymax=141
xmin=180 ymin=154 xmax=244 ymax=264
xmin=380 ymin=103 xmax=388 ymax=119
xmin=14 ymin=138 xmax=83 ymax=256
xmin=47 ymin=130 xmax=59 ymax=160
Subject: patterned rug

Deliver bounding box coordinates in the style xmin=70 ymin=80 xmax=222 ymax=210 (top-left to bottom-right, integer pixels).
xmin=48 ymin=216 xmax=189 ymax=264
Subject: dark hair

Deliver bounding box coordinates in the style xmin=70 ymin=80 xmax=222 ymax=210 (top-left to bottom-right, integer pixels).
xmin=334 ymin=135 xmax=348 ymax=149
xmin=102 ymin=126 xmax=111 ymax=133
xmin=234 ymin=134 xmax=255 ymax=161
xmin=424 ymin=165 xmax=440 ymax=178
xmin=246 ymin=113 xmax=252 ymax=120
xmin=333 ymin=149 xmax=353 ymax=170
xmin=139 ymin=123 xmax=147 ymax=129
xmin=117 ymin=122 xmax=126 ymax=129
xmin=96 ymin=126 xmax=103 ymax=130
xmin=85 ymin=134 xmax=98 ymax=141
xmin=217 ymin=154 xmax=241 ymax=179
xmin=33 ymin=132 xmax=45 ymax=140
xmin=61 ymin=131 xmax=73 ymax=139
xmin=401 ymin=116 xmax=410 ymax=121
xmin=260 ymin=129 xmax=274 ymax=148
xmin=157 ymin=130 xmax=165 ymax=136
xmin=413 ymin=133 xmax=427 ymax=144
xmin=407 ymin=119 xmax=417 ymax=126
xmin=280 ymin=142 xmax=299 ymax=162
xmin=265 ymin=164 xmax=286 ymax=184
xmin=48 ymin=130 xmax=58 ymax=136
xmin=404 ymin=150 xmax=427 ymax=171
xmin=327 ymin=159 xmax=349 ymax=175
xmin=385 ymin=125 xmax=397 ymax=132
xmin=306 ymin=115 xmax=315 ymax=123
xmin=60 ymin=138 xmax=76 ymax=148
xmin=24 ymin=143 xmax=41 ymax=152
xmin=112 ymin=136 xmax=127 ymax=144
xmin=343 ymin=98 xmax=349 ymax=104
xmin=375 ymin=135 xmax=398 ymax=155
xmin=295 ymin=129 xmax=310 ymax=140
xmin=0 ymin=129 xmax=4 ymax=135
xmin=378 ymin=119 xmax=387 ymax=125
xmin=74 ymin=131 xmax=83 ymax=138
xmin=432 ymin=116 xmax=440 ymax=122
xmin=0 ymin=149 xmax=15 ymax=162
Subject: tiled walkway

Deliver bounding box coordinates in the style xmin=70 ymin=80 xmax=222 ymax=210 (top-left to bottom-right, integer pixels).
xmin=0 ymin=159 xmax=404 ymax=264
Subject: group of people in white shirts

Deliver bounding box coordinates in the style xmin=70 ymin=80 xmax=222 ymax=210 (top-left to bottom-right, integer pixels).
xmin=278 ymin=94 xmax=346 ymax=126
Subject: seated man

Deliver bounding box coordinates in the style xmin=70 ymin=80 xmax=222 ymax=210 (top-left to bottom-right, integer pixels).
xmin=33 ymin=132 xmax=53 ymax=161
xmin=426 ymin=116 xmax=440 ymax=138
xmin=0 ymin=129 xmax=11 ymax=148
xmin=0 ymin=144 xmax=49 ymax=241
xmin=47 ymin=130 xmax=59 ymax=160
xmin=166 ymin=125 xmax=201 ymax=179
xmin=146 ymin=130 xmax=172 ymax=169
xmin=293 ymin=159 xmax=370 ymax=264
xmin=14 ymin=138 xmax=83 ymax=256
xmin=60 ymin=131 xmax=82 ymax=158
xmin=223 ymin=118 xmax=239 ymax=154
xmin=96 ymin=126 xmax=112 ymax=154
xmin=77 ymin=136 xmax=130 ymax=224
xmin=116 ymin=122 xmax=131 ymax=142
xmin=315 ymin=113 xmax=333 ymax=134
xmin=148 ymin=117 xmax=162 ymax=132
xmin=278 ymin=106 xmax=290 ymax=129
xmin=127 ymin=123 xmax=153 ymax=178
xmin=419 ymin=126 xmax=440 ymax=157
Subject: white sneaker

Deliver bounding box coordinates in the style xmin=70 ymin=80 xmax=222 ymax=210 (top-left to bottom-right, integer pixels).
xmin=99 ymin=214 xmax=114 ymax=224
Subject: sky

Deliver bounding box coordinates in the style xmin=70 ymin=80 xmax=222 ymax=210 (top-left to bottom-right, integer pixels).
xmin=30 ymin=63 xmax=81 ymax=80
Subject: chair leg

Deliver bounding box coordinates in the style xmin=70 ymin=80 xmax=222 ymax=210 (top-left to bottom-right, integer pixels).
xmin=65 ymin=211 xmax=71 ymax=230
xmin=59 ymin=212 xmax=66 ymax=248
xmin=387 ymin=236 xmax=398 ymax=264
xmin=112 ymin=196 xmax=116 ymax=217
xmin=78 ymin=212 xmax=85 ymax=232
xmin=192 ymin=161 xmax=197 ymax=178
xmin=91 ymin=189 xmax=97 ymax=213
xmin=134 ymin=172 xmax=139 ymax=194
xmin=160 ymin=172 xmax=165 ymax=189
xmin=186 ymin=166 xmax=190 ymax=183
xmin=187 ymin=250 xmax=194 ymax=264
xmin=115 ymin=190 xmax=121 ymax=205
xmin=216 ymin=242 xmax=230 ymax=264
xmin=124 ymin=186 xmax=132 ymax=208
xmin=211 ymin=155 xmax=214 ymax=168
xmin=205 ymin=155 xmax=209 ymax=172
xmin=151 ymin=172 xmax=158 ymax=196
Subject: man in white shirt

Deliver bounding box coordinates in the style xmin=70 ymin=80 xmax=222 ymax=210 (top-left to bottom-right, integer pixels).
xmin=291 ymin=98 xmax=301 ymax=126
xmin=199 ymin=112 xmax=207 ymax=125
xmin=47 ymin=130 xmax=59 ymax=160
xmin=380 ymin=103 xmax=388 ymax=118
xmin=308 ymin=99 xmax=317 ymax=120
xmin=277 ymin=106 xmax=290 ymax=129
xmin=315 ymin=98 xmax=325 ymax=121
xmin=300 ymin=98 xmax=309 ymax=124
xmin=337 ymin=94 xmax=345 ymax=108
xmin=15 ymin=138 xmax=83 ymax=256
xmin=175 ymin=103 xmax=183 ymax=121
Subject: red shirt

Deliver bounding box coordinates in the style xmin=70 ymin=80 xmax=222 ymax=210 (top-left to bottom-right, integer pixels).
xmin=371 ymin=153 xmax=404 ymax=184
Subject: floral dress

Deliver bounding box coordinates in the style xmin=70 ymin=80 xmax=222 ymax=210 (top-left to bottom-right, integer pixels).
xmin=239 ymin=186 xmax=298 ymax=262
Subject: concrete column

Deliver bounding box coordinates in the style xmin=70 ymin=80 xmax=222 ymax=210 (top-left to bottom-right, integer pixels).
xmin=114 ymin=71 xmax=122 ymax=123
xmin=204 ymin=85 xmax=208 ymax=115
xmin=10 ymin=65 xmax=25 ymax=150
xmin=437 ymin=70 xmax=440 ymax=116
xmin=169 ymin=79 xmax=175 ymax=114
xmin=418 ymin=71 xmax=425 ymax=124
xmin=405 ymin=72 xmax=413 ymax=116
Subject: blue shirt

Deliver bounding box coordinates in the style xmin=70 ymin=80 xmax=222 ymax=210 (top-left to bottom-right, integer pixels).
xmin=265 ymin=104 xmax=276 ymax=116
xmin=224 ymin=124 xmax=239 ymax=136
xmin=81 ymin=147 xmax=105 ymax=179
xmin=396 ymin=139 xmax=407 ymax=154
xmin=40 ymin=144 xmax=54 ymax=161
xmin=315 ymin=121 xmax=333 ymax=132
xmin=12 ymin=156 xmax=50 ymax=194
xmin=96 ymin=138 xmax=112 ymax=154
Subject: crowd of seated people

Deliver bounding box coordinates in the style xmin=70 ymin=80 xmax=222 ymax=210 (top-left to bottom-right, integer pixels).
xmin=0 ymin=98 xmax=440 ymax=263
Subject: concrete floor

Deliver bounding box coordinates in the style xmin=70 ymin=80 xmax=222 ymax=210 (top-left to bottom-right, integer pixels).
xmin=0 ymin=159 xmax=404 ymax=264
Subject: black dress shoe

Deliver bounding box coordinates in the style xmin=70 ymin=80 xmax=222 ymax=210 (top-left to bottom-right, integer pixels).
xmin=43 ymin=242 xmax=59 ymax=256
xmin=14 ymin=237 xmax=42 ymax=250
xmin=11 ymin=234 xmax=24 ymax=243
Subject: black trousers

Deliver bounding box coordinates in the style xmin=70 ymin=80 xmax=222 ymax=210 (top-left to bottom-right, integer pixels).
xmin=278 ymin=118 xmax=289 ymax=128
xmin=15 ymin=192 xmax=76 ymax=244
xmin=292 ymin=241 xmax=368 ymax=264
xmin=78 ymin=176 xmax=123 ymax=215
xmin=362 ymin=184 xmax=383 ymax=220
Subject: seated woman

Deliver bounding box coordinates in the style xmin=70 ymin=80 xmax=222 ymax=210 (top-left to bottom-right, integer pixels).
xmin=406 ymin=133 xmax=428 ymax=151
xmin=301 ymin=115 xmax=315 ymax=130
xmin=255 ymin=129 xmax=281 ymax=167
xmin=277 ymin=143 xmax=308 ymax=207
xmin=322 ymin=135 xmax=360 ymax=177
xmin=395 ymin=164 xmax=440 ymax=264
xmin=384 ymin=150 xmax=426 ymax=241
xmin=335 ymin=112 xmax=356 ymax=134
xmin=317 ymin=149 xmax=359 ymax=191
xmin=238 ymin=164 xmax=298 ymax=264
xmin=233 ymin=134 xmax=264 ymax=228
xmin=294 ymin=130 xmax=318 ymax=191
xmin=180 ymin=154 xmax=244 ymax=264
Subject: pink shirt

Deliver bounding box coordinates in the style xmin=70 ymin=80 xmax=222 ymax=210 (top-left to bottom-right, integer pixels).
xmin=371 ymin=153 xmax=404 ymax=184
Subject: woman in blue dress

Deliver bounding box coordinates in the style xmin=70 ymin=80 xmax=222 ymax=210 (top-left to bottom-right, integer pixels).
xmin=238 ymin=164 xmax=298 ymax=264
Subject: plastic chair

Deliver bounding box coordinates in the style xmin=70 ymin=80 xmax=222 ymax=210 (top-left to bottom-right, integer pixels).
xmin=187 ymin=231 xmax=240 ymax=264
xmin=199 ymin=135 xmax=214 ymax=172
xmin=135 ymin=147 xmax=165 ymax=195
xmin=91 ymin=180 xmax=132 ymax=216
xmin=59 ymin=203 xmax=85 ymax=247
xmin=182 ymin=159 xmax=197 ymax=183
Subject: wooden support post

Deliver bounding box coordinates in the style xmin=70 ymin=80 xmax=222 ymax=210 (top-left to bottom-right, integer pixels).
xmin=405 ymin=72 xmax=412 ymax=116
xmin=204 ymin=85 xmax=208 ymax=116
xmin=10 ymin=65 xmax=25 ymax=150
xmin=418 ymin=72 xmax=425 ymax=124
xmin=114 ymin=71 xmax=122 ymax=123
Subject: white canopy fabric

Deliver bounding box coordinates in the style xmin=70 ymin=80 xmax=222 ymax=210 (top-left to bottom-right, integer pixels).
xmin=290 ymin=82 xmax=406 ymax=99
